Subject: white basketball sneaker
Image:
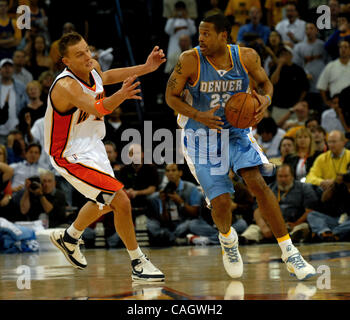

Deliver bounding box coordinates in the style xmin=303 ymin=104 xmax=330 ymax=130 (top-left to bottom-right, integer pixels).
xmin=219 ymin=227 xmax=243 ymax=278
xmin=131 ymin=255 xmax=165 ymax=282
xmin=50 ymin=230 xmax=87 ymax=270
xmin=282 ymin=247 xmax=316 ymax=280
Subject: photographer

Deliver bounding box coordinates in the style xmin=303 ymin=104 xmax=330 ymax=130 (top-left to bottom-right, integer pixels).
xmin=19 ymin=170 xmax=68 ymax=228
xmin=147 ymin=163 xmax=209 ymax=246
xmin=307 ymin=166 xmax=350 ymax=242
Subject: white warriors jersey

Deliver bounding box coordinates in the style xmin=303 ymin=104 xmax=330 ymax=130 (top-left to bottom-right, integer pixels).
xmin=44 ymin=67 xmax=106 ymax=158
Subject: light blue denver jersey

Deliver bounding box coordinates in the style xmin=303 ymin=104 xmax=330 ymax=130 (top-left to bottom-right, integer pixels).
xmin=178 ymin=44 xmax=250 ymax=136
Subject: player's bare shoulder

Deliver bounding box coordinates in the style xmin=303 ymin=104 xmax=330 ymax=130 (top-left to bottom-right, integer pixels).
xmin=240 ymin=47 xmax=261 ymax=72
xmin=50 ymin=77 xmax=81 ymax=113
xmin=173 ymin=49 xmax=198 ymax=85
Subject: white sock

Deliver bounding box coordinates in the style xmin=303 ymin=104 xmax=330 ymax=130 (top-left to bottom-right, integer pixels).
xmin=278 ymin=237 xmax=296 ymax=257
xmin=128 ymin=247 xmax=144 ymax=260
xmin=219 ymin=227 xmax=237 ymax=243
xmin=66 ymin=224 xmax=84 ymax=240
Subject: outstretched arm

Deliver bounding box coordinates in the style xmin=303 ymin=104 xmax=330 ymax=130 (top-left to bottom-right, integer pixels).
xmin=100 ymin=46 xmax=166 ymax=85
xmin=51 ymin=75 xmax=141 ymax=117
xmin=241 ymin=47 xmax=273 ymax=124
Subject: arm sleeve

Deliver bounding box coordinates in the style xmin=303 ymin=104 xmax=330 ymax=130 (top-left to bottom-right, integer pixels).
xmin=305 ymin=156 xmax=324 ymax=186
xmin=316 ymin=63 xmax=331 ymax=91
xmin=188 ymin=186 xmax=202 ymax=206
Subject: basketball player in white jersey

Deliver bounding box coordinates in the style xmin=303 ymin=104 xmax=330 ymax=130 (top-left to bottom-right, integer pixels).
xmin=45 ymin=32 xmax=165 ymax=282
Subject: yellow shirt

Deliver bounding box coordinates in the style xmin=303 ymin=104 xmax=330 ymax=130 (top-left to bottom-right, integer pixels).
xmin=305 ymin=149 xmax=350 ymax=186
xmin=225 ymin=0 xmax=261 ymax=25
xmin=265 ymin=0 xmax=288 ymax=27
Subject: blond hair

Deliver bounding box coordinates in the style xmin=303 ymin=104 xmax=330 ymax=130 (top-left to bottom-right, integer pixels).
xmin=294 ymin=127 xmax=316 ymax=157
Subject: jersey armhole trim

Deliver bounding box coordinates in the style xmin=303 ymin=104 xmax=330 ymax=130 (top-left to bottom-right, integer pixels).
xmin=189 ymin=48 xmax=200 ymax=88
xmin=238 ymin=45 xmax=249 ymax=74
xmin=49 ymin=76 xmax=78 ymax=116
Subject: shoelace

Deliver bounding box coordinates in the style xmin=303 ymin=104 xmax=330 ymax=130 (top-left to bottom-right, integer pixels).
xmin=288 ymin=253 xmax=306 ymax=269
xmin=223 ymin=245 xmax=240 ymax=263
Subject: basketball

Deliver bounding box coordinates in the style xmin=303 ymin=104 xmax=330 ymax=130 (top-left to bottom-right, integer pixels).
xmin=225 ymin=92 xmax=259 ymax=129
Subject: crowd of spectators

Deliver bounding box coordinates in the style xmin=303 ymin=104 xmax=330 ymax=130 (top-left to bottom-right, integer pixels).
xmin=1 ymin=0 xmax=350 ymax=250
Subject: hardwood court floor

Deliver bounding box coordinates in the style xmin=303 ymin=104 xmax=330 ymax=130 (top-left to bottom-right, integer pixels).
xmin=1 ymin=243 xmax=350 ymax=300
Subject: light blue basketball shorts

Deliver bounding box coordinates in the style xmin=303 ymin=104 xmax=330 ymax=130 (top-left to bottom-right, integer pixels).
xmin=181 ymin=128 xmax=274 ymax=204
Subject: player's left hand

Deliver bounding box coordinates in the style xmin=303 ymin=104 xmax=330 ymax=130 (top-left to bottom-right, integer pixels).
xmin=145 ymin=46 xmax=166 ymax=72
xmin=252 ymin=90 xmax=270 ymax=124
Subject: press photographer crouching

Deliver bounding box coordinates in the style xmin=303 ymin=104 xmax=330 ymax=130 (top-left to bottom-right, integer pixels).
xmin=147 ymin=163 xmax=219 ymax=246
xmin=19 ymin=170 xmax=68 ymax=228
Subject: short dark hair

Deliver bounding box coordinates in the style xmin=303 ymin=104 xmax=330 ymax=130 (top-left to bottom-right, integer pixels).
xmin=202 ymin=14 xmax=232 ymax=43
xmin=175 ymin=1 xmax=186 ymax=9
xmin=58 ymin=32 xmax=83 ymax=57
xmin=314 ymin=125 xmax=326 ymax=136
xmin=104 ymin=140 xmax=117 ymax=151
xmin=257 ymin=117 xmax=278 ymax=136
xmin=338 ymin=12 xmax=350 ymax=23
xmin=26 ymin=142 xmax=41 ymax=154
xmin=277 ymin=163 xmax=295 ymax=177
xmin=339 ymin=38 xmax=350 ymax=47
xmin=279 ymin=136 xmax=295 ymax=151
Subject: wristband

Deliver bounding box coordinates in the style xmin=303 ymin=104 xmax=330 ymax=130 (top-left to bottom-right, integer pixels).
xmin=94 ymin=98 xmax=111 ymax=115
xmin=265 ymin=94 xmax=272 ymax=106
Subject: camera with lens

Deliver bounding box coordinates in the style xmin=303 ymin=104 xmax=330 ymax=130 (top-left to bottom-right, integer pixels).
xmin=163 ymin=181 xmax=177 ymax=195
xmin=29 ymin=176 xmax=41 ymax=191
xmin=342 ymin=171 xmax=350 ymax=184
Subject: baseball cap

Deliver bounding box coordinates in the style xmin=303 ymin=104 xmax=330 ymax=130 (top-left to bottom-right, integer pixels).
xmin=0 ymin=58 xmax=14 ymax=68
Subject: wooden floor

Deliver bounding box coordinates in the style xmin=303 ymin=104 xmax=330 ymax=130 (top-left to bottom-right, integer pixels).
xmin=1 ymin=243 xmax=350 ymax=300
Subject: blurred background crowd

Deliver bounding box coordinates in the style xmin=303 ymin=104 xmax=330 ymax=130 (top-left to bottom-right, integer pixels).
xmin=1 ymin=0 xmax=350 ymax=251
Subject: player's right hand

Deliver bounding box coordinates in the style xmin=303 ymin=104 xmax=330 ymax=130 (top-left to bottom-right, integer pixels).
xmin=120 ymin=75 xmax=142 ymax=100
xmin=196 ymin=105 xmax=224 ymax=130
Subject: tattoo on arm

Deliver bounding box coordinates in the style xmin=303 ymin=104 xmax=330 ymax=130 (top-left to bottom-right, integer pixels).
xmin=167 ymin=76 xmax=178 ymax=90
xmin=175 ymin=61 xmax=182 ymax=74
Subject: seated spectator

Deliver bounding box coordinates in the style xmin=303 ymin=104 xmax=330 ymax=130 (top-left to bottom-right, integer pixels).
xmin=49 ymin=22 xmax=76 ymax=73
xmin=306 ymin=130 xmax=350 ymax=189
xmin=29 ymin=0 xmax=50 ymax=44
xmin=284 ymin=127 xmax=323 ymax=181
xmin=269 ymin=136 xmax=296 ymax=166
xmin=12 ymin=50 xmax=33 ymax=86
xmin=237 ymin=7 xmax=270 ymax=46
xmin=103 ymin=107 xmax=128 ymax=161
xmin=10 ymin=142 xmax=46 ymax=202
xmin=254 ymin=117 xmax=286 ymax=158
xmin=104 ymin=140 xmax=123 ymax=174
xmin=6 ymin=129 xmax=25 ymax=164
xmin=321 ymin=94 xmax=348 ymax=133
xmin=263 ymin=30 xmax=284 ymax=77
xmin=204 ymin=0 xmax=223 ymax=18
xmin=339 ymin=85 xmax=350 ymax=134
xmin=325 ymin=12 xmax=350 ymax=60
xmin=26 ymin=35 xmax=53 ymax=80
xmin=17 ymin=81 xmax=46 ymax=137
xmin=0 ymin=0 xmax=21 ymax=61
xmin=305 ymin=115 xmax=321 ymax=133
xmin=307 ymin=170 xmax=350 ymax=242
xmin=164 ymin=33 xmax=192 ymax=74
xmin=164 ymin=1 xmax=196 ymax=69
xmin=38 ymin=70 xmax=54 ymax=103
xmin=317 ymin=39 xmax=350 ymax=108
xmin=320 ymin=0 xmax=341 ymax=41
xmin=265 ymin=0 xmax=289 ymax=28
xmin=147 ymin=163 xmax=206 ymax=246
xmin=311 ymin=125 xmax=328 ymax=153
xmin=163 ymin=0 xmax=198 ymax=20
xmin=0 ymin=143 xmax=16 ymax=221
xmin=292 ymin=22 xmax=326 ymax=111
xmin=243 ymin=164 xmax=319 ymax=244
xmin=277 ymin=100 xmax=310 ymax=131
xmin=275 ymin=2 xmax=306 ymax=48
xmin=224 ymin=0 xmax=261 ymax=43
xmin=19 ymin=170 xmax=68 ymax=228
xmin=119 ymin=143 xmax=159 ymax=219
xmin=0 ymin=58 xmax=28 ymax=145
xmin=270 ymin=46 xmax=309 ymax=122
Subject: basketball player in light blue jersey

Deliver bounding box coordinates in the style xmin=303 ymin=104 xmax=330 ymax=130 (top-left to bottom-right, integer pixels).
xmin=166 ymin=14 xmax=316 ymax=280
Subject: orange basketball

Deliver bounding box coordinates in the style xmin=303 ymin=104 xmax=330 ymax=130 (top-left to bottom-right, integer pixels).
xmin=225 ymin=92 xmax=259 ymax=129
